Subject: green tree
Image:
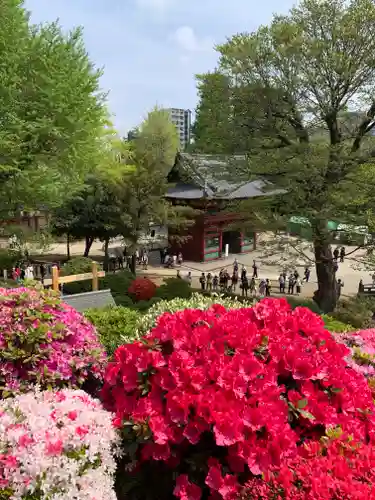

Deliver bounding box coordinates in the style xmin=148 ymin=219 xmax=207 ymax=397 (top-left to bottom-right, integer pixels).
xmin=198 ymin=0 xmax=375 ymax=312
xmin=0 ymin=0 xmax=108 ymax=220
xmin=116 ymin=108 xmax=195 ymax=267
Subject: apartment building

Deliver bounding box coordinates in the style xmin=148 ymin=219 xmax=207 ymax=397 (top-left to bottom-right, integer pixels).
xmin=165 ymin=108 xmax=191 ymax=150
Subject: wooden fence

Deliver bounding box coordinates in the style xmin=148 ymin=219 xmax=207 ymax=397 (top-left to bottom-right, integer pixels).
xmin=44 ymin=261 xmax=105 ymax=292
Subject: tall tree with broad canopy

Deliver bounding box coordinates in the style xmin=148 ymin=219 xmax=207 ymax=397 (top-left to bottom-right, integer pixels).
xmin=196 ymin=0 xmax=375 ymax=312
xmin=0 ymin=0 xmax=108 ymax=221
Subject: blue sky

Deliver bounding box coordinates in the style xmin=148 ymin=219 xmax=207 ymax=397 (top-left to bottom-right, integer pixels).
xmin=25 ymin=0 xmax=295 ymax=134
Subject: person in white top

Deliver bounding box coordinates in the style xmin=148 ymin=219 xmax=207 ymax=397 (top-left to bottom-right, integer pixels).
xmin=25 ymin=265 xmax=34 ymax=280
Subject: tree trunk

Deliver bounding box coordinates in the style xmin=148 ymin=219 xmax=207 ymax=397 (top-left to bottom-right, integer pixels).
xmin=83 ymin=236 xmax=93 ymax=257
xmin=312 ymin=225 xmax=337 ymax=313
xmin=66 ymin=234 xmax=71 ymax=259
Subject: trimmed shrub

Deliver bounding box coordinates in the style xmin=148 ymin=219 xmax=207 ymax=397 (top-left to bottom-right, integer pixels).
xmin=0 ymin=287 xmax=107 ymax=397
xmin=322 ymin=314 xmax=353 ymax=333
xmin=85 ymin=306 xmax=141 ymax=355
xmin=0 ymin=388 xmax=119 ymax=499
xmin=155 ymin=278 xmax=192 ymax=300
xmin=102 ymin=298 xmax=375 ymax=499
xmin=285 ymin=296 xmax=322 ymax=314
xmin=330 ymin=295 xmax=375 ymax=329
xmin=136 ymin=292 xmax=252 ymax=336
xmin=128 ymin=277 xmax=156 ymax=302
xmin=60 ymin=256 xmax=98 ymax=276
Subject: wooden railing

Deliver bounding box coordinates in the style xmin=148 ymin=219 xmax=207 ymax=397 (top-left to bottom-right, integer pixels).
xmin=44 ymin=261 xmax=105 ymax=292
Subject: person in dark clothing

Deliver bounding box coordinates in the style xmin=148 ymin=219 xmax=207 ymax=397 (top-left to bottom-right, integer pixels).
xmin=358 ymin=279 xmax=364 ymax=295
xmin=288 ymin=275 xmax=295 ymax=294
xmin=39 ymin=264 xmax=45 ymax=282
xmin=336 ymin=278 xmax=344 ymax=299
xmin=303 ymin=267 xmax=310 ymax=282
xmin=293 ymin=269 xmax=299 ymax=280
xmin=241 ymin=276 xmax=249 ymax=297
xmin=117 ymin=255 xmax=123 ymax=269
xmin=252 ymin=260 xmax=258 ymax=278
xmin=333 ymin=247 xmax=339 ymax=261
xmin=160 ymin=249 xmax=165 ymax=265
xmin=231 ymin=271 xmax=238 ymax=292
xmin=199 ymin=273 xmax=206 ymax=291
xmin=265 ymin=279 xmax=271 ymax=296
xmin=340 ymin=247 xmax=345 ymax=263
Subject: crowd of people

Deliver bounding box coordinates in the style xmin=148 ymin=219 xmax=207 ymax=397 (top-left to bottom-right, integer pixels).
xmin=176 ymin=259 xmax=314 ymax=298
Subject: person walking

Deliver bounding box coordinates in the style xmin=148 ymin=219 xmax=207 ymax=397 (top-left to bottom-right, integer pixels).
xmin=199 ymin=273 xmax=206 ymax=291
xmin=278 ymin=274 xmax=285 ymax=294
xmin=358 ymin=279 xmax=364 ymax=294
xmin=142 ymin=253 xmax=148 ymax=270
xmin=177 ymin=252 xmax=183 ymax=265
xmin=340 ymin=247 xmax=345 ymax=263
xmin=233 ymin=258 xmax=239 ymax=274
xmin=186 ymin=271 xmax=192 ymax=285
xmin=252 ymin=260 xmax=258 ymax=278
xmin=333 ymin=247 xmax=339 ymax=261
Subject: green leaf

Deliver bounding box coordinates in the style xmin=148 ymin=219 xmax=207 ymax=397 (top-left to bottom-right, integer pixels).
xmin=297 ymin=398 xmax=308 ymax=409
xmin=299 ymin=410 xmax=316 ymax=421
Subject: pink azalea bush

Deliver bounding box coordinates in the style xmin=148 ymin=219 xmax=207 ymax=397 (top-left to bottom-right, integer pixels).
xmin=0 ymin=287 xmax=107 ymax=397
xmin=0 ymin=388 xmax=119 ymax=499
xmin=336 ymin=328 xmax=375 ymax=378
xmin=102 ymin=298 xmax=375 ymax=499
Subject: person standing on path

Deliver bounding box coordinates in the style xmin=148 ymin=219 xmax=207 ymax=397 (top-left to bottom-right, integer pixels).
xmin=265 ymin=279 xmax=271 ymax=296
xmin=231 ymin=270 xmax=238 ymax=293
xmin=296 ymin=277 xmax=302 ymax=294
xmin=233 ymin=258 xmax=239 ymax=274
xmin=336 ymin=278 xmax=344 ymax=299
xmin=340 ymin=247 xmax=346 ymax=263
xmin=241 ymin=276 xmax=249 ymax=297
xmin=249 ymin=277 xmax=256 ymax=296
xmin=252 ymin=260 xmax=258 ymax=278
xmin=333 ymin=247 xmax=339 ymax=261
xmin=199 ymin=273 xmax=206 ymax=291
xmin=278 ymin=274 xmax=285 ymax=294
xmin=288 ymin=274 xmax=295 ymax=294
xmin=303 ymin=267 xmax=310 ymax=282
xmin=206 ymin=272 xmax=213 ymax=291
xmin=259 ymin=279 xmax=266 ymax=297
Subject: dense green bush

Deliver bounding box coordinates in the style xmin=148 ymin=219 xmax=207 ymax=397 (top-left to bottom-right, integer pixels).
xmin=285 ymin=296 xmax=323 ymax=314
xmin=322 ymin=314 xmax=353 ymax=333
xmin=0 ymin=249 xmax=21 ymax=272
xmin=60 ymin=256 xmax=98 ymax=276
xmin=84 ymin=306 xmax=141 ymax=355
xmin=331 ymin=296 xmax=375 ymax=329
xmin=0 ymin=278 xmax=19 ymax=288
xmin=155 ymin=277 xmax=192 ymax=300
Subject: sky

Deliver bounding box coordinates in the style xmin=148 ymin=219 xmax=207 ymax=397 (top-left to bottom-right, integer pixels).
xmin=24 ymin=0 xmax=295 ymax=135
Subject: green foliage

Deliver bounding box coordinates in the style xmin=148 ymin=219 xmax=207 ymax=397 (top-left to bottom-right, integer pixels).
xmin=330 ymin=296 xmax=375 ymax=329
xmin=0 ymin=0 xmax=108 ymax=219
xmin=84 ymin=306 xmax=141 ymax=355
xmin=322 ymin=315 xmax=353 ymax=333
xmin=60 ymin=257 xmax=98 ymax=276
xmin=285 ymin=296 xmax=323 ymax=315
xmin=136 ymin=292 xmax=253 ymax=336
xmin=0 ymin=249 xmax=21 ymax=271
xmin=155 ymin=278 xmax=192 ymax=301
xmin=0 ymin=279 xmax=18 ymax=288
xmin=194 ymin=0 xmax=375 ymax=313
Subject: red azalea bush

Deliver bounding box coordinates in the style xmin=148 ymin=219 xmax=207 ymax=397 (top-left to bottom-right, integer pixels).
xmin=102 ymin=298 xmax=375 ymax=500
xmin=128 ymin=277 xmax=156 ymax=302
xmin=0 ymin=287 xmax=107 ymax=397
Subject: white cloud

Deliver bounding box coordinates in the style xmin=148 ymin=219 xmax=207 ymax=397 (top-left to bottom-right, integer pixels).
xmin=171 ymin=26 xmax=213 ymax=52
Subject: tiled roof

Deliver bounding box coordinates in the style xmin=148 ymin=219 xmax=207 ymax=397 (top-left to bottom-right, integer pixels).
xmin=166 ymin=153 xmax=281 ymax=200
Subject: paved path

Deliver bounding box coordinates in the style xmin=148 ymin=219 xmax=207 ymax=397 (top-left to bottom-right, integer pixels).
xmin=14 ymin=235 xmax=372 ymax=298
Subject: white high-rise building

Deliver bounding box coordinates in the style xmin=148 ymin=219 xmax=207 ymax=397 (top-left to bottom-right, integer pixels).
xmin=165 ymin=108 xmax=191 ymax=150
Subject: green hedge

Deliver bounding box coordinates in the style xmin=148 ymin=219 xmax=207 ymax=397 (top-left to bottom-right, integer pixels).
xmin=322 ymin=314 xmax=353 ymax=333
xmin=84 ymin=306 xmax=141 ymax=355
xmin=60 ymin=256 xmax=98 ymax=276
xmin=155 ymin=278 xmax=192 ymax=300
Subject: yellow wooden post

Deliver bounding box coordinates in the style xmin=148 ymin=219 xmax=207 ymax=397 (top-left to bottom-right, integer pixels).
xmin=92 ymin=261 xmax=98 ymax=291
xmin=51 ymin=266 xmax=59 ymax=292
